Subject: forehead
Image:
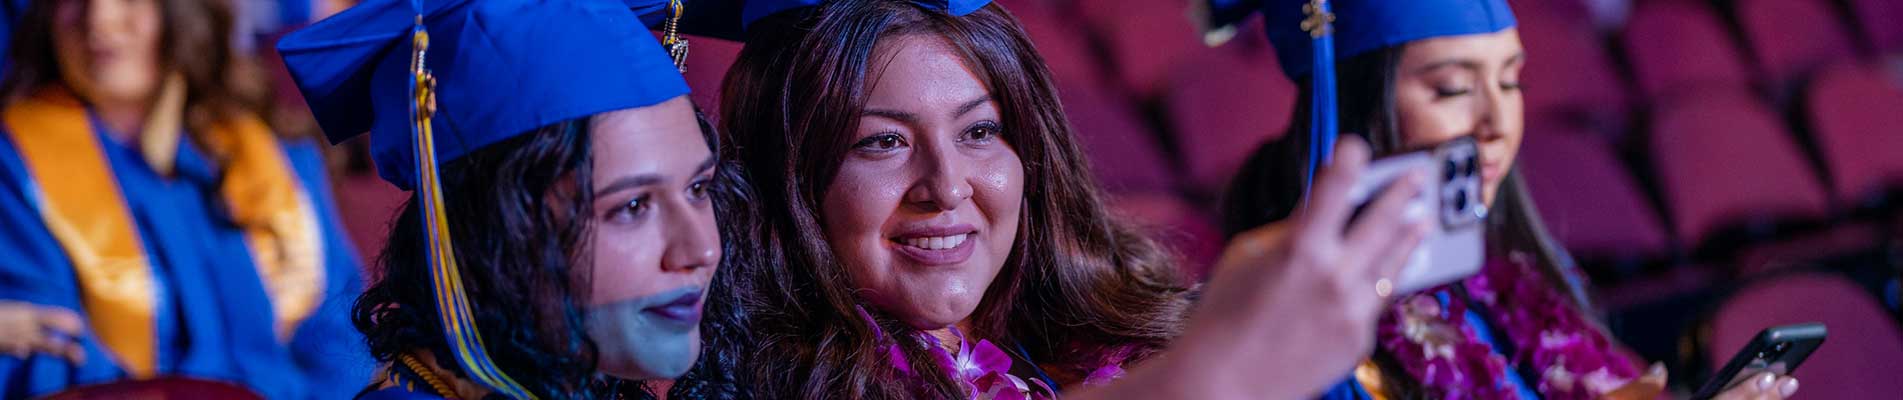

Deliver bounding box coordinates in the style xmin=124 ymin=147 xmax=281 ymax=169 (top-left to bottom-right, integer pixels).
xmin=863 ymin=34 xmax=990 ymax=107
xmin=1399 ymin=28 xmax=1524 ymax=67
xmin=589 ymin=98 xmax=707 ymax=174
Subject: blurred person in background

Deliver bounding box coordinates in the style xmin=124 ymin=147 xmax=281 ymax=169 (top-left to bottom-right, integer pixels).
xmin=0 ymin=0 xmax=368 ymax=398
xmin=712 ymin=0 xmax=1434 ymax=398
xmin=279 ymin=0 xmax=750 ymax=398
xmin=1211 ymin=0 xmax=1796 ymax=399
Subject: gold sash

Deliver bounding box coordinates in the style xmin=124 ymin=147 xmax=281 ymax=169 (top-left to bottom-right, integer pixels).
xmin=2 ymin=88 xmax=324 ymax=378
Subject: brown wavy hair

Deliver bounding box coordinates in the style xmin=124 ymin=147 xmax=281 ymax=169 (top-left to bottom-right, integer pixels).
xmin=717 ymin=0 xmax=1193 ymax=398
xmin=2 ymin=0 xmax=271 ymax=140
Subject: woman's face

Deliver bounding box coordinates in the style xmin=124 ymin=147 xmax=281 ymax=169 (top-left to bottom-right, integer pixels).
xmin=821 ymin=34 xmax=1025 ymax=330
xmin=53 ymin=0 xmax=165 ymax=106
xmin=581 ymin=97 xmax=721 ymax=380
xmin=1393 ymin=29 xmax=1525 ymax=206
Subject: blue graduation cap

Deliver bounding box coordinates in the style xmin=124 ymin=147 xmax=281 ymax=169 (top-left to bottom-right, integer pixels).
xmin=1202 ymin=0 xmax=1515 ymax=190
xmin=277 ymin=0 xmax=693 ymax=397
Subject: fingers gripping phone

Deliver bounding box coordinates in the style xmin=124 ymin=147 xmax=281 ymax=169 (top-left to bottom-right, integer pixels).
xmin=1345 ymin=137 xmax=1488 ymax=295
xmin=1691 ymin=323 xmax=1827 ymax=400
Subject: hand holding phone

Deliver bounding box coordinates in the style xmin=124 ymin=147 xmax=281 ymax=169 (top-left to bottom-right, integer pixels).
xmin=1691 ymin=322 xmax=1824 ymax=400
xmin=1343 ymin=136 xmax=1487 ymax=295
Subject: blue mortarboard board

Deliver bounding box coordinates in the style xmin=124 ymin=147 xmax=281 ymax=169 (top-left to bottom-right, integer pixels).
xmin=659 ymin=0 xmax=991 ymax=40
xmin=1201 ymin=0 xmax=1514 ymax=192
xmin=277 ymin=1 xmax=690 ymax=398
xmin=279 ymin=0 xmax=689 ymax=190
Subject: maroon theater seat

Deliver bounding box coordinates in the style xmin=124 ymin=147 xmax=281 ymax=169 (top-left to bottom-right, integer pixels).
xmin=334 ymin=171 xmax=408 ymax=270
xmin=1803 ymin=61 xmax=1903 ymax=207
xmin=1518 ymin=124 xmax=1670 ymax=261
xmin=1846 ymin=0 xmax=1903 ymax=54
xmin=1648 ymin=87 xmax=1830 ymax=246
xmin=996 ymin=0 xmax=1106 ymax=86
xmin=1163 ymin=46 xmax=1295 ymax=193
xmin=1078 ymin=0 xmax=1203 ymax=97
xmin=1058 ymin=83 xmax=1178 ymax=193
xmin=1705 ymin=273 xmax=1903 ymax=399
xmin=1515 ymin=1 xmax=1630 ymax=135
xmin=1108 ymin=192 xmax=1224 ymax=280
xmin=1621 ymin=1 xmax=1752 ymax=100
xmin=682 ymin=35 xmax=743 ymax=122
xmin=1735 ymin=0 xmax=1858 ymax=91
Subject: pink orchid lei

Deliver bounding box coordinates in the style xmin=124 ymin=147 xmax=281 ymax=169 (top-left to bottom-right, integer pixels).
xmin=1376 ymin=257 xmax=1642 ymax=400
xmin=856 ymin=307 xmax=1128 ymax=399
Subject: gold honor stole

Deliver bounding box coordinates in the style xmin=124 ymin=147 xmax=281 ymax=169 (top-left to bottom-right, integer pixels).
xmin=2 ymin=88 xmax=325 ymax=378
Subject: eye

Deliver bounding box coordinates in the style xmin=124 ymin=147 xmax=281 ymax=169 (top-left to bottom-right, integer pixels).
xmin=609 ymin=195 xmax=651 ymax=221
xmin=1433 ymin=86 xmax=1472 ymax=99
xmin=962 ymin=121 xmax=1002 ymax=143
xmin=1501 ymin=81 xmax=1523 ymax=92
xmin=852 ymin=133 xmax=907 ymax=152
xmin=687 ymin=177 xmax=713 ymax=201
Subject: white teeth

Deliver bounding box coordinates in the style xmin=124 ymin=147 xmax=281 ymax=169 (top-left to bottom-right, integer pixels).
xmin=901 ymin=234 xmax=968 ymax=250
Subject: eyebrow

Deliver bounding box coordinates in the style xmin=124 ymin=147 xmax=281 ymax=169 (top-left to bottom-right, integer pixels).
xmin=593 ymin=154 xmax=718 ymax=198
xmin=860 ymin=94 xmax=995 ymax=124
xmin=1412 ymin=51 xmax=1527 ymax=75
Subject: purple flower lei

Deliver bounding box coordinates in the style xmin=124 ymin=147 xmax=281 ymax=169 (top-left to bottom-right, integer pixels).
xmin=1375 ymin=257 xmax=1642 ymax=399
xmin=855 ymin=307 xmax=1128 ymax=399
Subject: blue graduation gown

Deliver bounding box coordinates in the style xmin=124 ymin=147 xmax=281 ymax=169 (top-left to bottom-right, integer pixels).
xmin=0 ymin=121 xmax=372 ymax=399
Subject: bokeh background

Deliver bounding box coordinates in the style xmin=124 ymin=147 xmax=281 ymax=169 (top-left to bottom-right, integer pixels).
xmin=246 ymin=0 xmax=1903 ymax=395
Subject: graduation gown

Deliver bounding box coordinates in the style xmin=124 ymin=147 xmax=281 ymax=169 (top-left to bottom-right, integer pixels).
xmin=0 ymin=89 xmax=372 ymax=399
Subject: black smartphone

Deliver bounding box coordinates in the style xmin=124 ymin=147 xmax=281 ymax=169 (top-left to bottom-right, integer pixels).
xmin=1690 ymin=322 xmax=1826 ymax=399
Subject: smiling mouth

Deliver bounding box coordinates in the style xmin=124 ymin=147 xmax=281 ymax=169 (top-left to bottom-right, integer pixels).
xmin=897 ymin=233 xmax=969 ymax=250
xmin=887 ymin=227 xmax=978 ymax=266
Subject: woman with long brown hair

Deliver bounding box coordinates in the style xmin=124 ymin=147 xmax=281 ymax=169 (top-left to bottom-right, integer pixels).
xmin=0 ymin=0 xmax=369 ymax=398
xmin=711 ymin=0 xmax=1438 ymax=398
xmin=1213 ymin=0 xmax=1797 ymax=399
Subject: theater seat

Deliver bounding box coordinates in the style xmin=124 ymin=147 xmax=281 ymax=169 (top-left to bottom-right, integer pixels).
xmin=1163 ymin=45 xmax=1295 ymax=194
xmin=1621 ymin=1 xmax=1752 ymax=100
xmin=1108 ymin=193 xmax=1224 ymax=280
xmin=1846 ymin=0 xmax=1903 ymax=54
xmin=996 ymin=0 xmax=1106 ymax=86
xmin=1647 ymin=87 xmax=1830 ymax=247
xmin=1058 ymin=83 xmax=1179 ymax=193
xmin=1077 ymin=0 xmax=1203 ymax=97
xmin=333 ymin=170 xmax=408 ymax=269
xmin=1735 ymin=0 xmax=1858 ymax=92
xmin=1704 ymin=273 xmax=1903 ymax=399
xmin=1518 ymin=124 xmax=1669 ymax=262
xmin=1515 ymin=2 xmax=1630 ymax=136
xmin=1803 ymin=61 xmax=1903 ymax=208
xmin=681 ymin=35 xmax=743 ymax=122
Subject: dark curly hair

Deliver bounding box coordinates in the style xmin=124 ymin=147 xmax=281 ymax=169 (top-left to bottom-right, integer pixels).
xmin=351 ymin=109 xmax=751 ymax=400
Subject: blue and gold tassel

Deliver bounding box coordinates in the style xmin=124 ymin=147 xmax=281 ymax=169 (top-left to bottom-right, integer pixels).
xmin=1301 ymin=0 xmax=1337 ymax=193
xmin=407 ymin=13 xmax=538 ymax=400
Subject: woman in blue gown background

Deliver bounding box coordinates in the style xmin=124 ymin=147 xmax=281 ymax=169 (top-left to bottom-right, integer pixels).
xmin=0 ymin=0 xmax=370 ymax=398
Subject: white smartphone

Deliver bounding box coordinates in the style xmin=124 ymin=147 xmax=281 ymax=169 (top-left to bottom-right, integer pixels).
xmin=1344 ymin=136 xmax=1488 ymax=295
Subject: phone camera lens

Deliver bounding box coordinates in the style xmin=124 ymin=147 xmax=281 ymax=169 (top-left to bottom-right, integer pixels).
xmin=1774 ymin=342 xmax=1791 ymax=352
xmin=1452 ymin=188 xmax=1469 ymax=211
xmin=1444 ymin=159 xmax=1458 ymax=182
xmin=1464 ymin=155 xmax=1480 ymax=177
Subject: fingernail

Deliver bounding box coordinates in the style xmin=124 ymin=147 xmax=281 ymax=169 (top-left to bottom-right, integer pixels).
xmin=1757 ymin=373 xmax=1777 ymax=390
xmin=1779 ymin=378 xmax=1798 ymax=397
xmin=1647 ymin=363 xmax=1666 ymax=376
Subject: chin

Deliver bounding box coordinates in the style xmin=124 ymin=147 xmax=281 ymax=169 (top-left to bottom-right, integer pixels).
xmin=602 ymin=328 xmax=702 ymax=380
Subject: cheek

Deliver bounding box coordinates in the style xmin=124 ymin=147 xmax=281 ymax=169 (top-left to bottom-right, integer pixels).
xmin=588 ymin=225 xmax=666 ymax=305
xmin=820 ymin=162 xmax=911 ymax=277
xmin=1395 ymin=100 xmax=1470 ymax=149
xmin=972 ymin=151 xmax=1024 ymax=258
